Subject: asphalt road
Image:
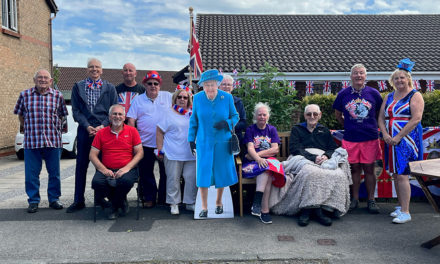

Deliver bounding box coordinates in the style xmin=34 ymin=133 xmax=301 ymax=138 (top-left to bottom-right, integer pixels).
xmin=0 ymin=154 xmax=439 ymax=264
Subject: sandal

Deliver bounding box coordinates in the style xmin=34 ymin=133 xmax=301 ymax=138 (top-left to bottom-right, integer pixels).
xmin=199 ymin=209 xmax=208 ymax=218
xmin=215 ymin=205 xmax=223 ymax=214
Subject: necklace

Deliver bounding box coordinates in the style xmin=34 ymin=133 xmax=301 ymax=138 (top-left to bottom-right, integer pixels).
xmin=173 ymin=104 xmax=192 ymax=116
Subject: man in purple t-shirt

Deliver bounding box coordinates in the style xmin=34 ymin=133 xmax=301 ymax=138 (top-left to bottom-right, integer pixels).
xmin=333 ymin=64 xmax=383 ymax=214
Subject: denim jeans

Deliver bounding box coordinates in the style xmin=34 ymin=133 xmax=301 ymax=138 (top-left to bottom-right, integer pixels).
xmin=24 ymin=148 xmax=62 ymax=204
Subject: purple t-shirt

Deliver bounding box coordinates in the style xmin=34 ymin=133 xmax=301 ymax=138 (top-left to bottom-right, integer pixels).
xmin=244 ymin=124 xmax=280 ymax=153
xmin=333 ymin=86 xmax=383 ymax=142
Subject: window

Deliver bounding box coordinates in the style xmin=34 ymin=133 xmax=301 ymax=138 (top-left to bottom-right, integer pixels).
xmin=2 ymin=0 xmax=17 ymax=31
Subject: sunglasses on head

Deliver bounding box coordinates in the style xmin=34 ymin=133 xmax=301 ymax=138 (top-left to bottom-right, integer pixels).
xmin=306 ymin=112 xmax=319 ymax=117
xmin=177 ymin=96 xmax=188 ymax=100
xmin=147 ymin=82 xmax=160 ymax=86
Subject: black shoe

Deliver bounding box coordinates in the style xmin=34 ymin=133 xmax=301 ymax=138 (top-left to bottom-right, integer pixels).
xmin=349 ymin=198 xmax=359 ymax=211
xmin=108 ymin=208 xmax=118 ymax=220
xmin=215 ymin=205 xmax=223 ymax=214
xmin=120 ymin=199 xmax=129 ymax=216
xmin=199 ymin=210 xmax=208 ymax=218
xmin=367 ymin=200 xmax=380 ymax=214
xmin=298 ymin=209 xmax=311 ymax=226
xmin=251 ymin=204 xmax=261 ymax=217
xmin=27 ymin=203 xmax=38 ymax=213
xmin=314 ymin=208 xmax=332 ymax=226
xmin=66 ymin=202 xmax=85 ymax=213
xmin=260 ymin=213 xmax=272 ymax=224
xmin=98 ymin=198 xmax=112 ymax=209
xmin=49 ymin=201 xmax=64 ymax=210
xmin=331 ymin=210 xmax=343 ymax=219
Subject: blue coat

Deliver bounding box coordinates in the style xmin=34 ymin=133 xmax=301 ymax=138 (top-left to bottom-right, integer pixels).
xmin=188 ymin=90 xmax=239 ymax=188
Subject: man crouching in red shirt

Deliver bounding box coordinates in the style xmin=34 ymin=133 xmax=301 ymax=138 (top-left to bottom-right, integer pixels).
xmin=90 ymin=104 xmax=144 ymax=220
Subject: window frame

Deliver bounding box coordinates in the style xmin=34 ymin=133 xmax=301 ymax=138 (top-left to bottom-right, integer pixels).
xmin=2 ymin=0 xmax=18 ymax=32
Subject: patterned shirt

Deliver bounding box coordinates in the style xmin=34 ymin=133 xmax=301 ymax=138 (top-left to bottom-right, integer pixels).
xmin=14 ymin=87 xmax=68 ymax=149
xmin=85 ymin=78 xmax=102 ymax=111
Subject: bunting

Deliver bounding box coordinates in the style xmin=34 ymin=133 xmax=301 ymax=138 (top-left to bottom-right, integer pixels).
xmin=306 ymin=81 xmax=314 ymax=95
xmin=377 ymin=80 xmax=387 ymax=91
xmin=233 ymin=79 xmax=241 ymax=89
xmin=288 ymin=81 xmax=296 ymax=91
xmin=413 ymin=80 xmax=421 ymax=90
xmin=252 ymin=79 xmax=257 ymax=89
xmin=232 ymin=69 xmax=238 ymax=76
xmin=323 ymin=81 xmax=331 ymax=95
xmin=342 ymin=81 xmax=350 ymax=89
xmin=426 ymin=80 xmax=435 ymax=92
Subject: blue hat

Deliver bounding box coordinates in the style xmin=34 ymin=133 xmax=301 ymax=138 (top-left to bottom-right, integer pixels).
xmin=198 ymin=69 xmax=223 ymax=86
xmin=397 ymin=58 xmax=415 ymax=73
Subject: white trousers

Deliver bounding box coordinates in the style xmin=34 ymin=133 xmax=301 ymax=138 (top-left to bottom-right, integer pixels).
xmin=164 ymin=155 xmax=197 ymax=205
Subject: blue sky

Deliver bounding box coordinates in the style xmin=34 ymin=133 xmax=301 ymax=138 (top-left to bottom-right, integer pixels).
xmin=52 ymin=0 xmax=440 ymax=71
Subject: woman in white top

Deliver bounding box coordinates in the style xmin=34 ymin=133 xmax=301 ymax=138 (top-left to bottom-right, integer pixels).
xmin=156 ymin=86 xmax=196 ymax=215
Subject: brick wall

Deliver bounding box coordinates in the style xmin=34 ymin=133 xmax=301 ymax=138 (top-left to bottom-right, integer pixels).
xmin=0 ymin=0 xmax=52 ymax=150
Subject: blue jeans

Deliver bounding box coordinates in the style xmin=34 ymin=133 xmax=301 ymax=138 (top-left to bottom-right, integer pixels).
xmin=24 ymin=148 xmax=62 ymax=204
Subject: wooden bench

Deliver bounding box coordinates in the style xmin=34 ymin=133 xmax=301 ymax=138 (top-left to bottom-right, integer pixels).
xmin=235 ymin=131 xmax=291 ymax=217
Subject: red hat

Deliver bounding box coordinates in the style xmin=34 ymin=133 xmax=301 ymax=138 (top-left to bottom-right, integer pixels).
xmin=142 ymin=70 xmax=162 ymax=84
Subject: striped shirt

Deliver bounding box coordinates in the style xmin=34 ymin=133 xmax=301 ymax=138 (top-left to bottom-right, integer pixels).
xmin=85 ymin=78 xmax=102 ymax=111
xmin=14 ymin=87 xmax=68 ymax=149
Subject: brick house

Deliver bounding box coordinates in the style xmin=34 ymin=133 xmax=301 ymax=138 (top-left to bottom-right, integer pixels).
xmin=0 ymin=0 xmax=57 ymax=152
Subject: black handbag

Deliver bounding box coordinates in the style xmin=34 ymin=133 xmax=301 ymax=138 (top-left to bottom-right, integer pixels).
xmin=230 ymin=128 xmax=240 ymax=156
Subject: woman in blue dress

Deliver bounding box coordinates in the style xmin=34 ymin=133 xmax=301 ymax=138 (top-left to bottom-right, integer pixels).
xmin=188 ymin=69 xmax=239 ymax=218
xmin=378 ymin=58 xmax=424 ymax=224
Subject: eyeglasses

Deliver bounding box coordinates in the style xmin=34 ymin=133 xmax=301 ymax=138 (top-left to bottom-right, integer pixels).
xmin=111 ymin=112 xmax=124 ymax=116
xmin=221 ymin=83 xmax=233 ymax=87
xmin=147 ymin=82 xmax=160 ymax=86
xmin=306 ymin=112 xmax=319 ymax=117
xmin=177 ymin=96 xmax=188 ymax=100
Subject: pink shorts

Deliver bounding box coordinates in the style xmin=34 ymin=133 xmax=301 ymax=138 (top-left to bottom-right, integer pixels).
xmin=342 ymin=139 xmax=382 ymax=164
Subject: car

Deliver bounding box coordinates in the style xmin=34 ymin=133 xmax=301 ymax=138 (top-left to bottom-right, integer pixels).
xmin=15 ymin=105 xmax=78 ymax=159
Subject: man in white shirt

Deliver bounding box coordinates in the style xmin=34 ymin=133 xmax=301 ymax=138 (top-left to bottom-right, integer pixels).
xmin=127 ymin=71 xmax=172 ymax=207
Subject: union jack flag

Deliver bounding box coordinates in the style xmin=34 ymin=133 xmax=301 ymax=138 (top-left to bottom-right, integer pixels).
xmin=232 ymin=69 xmax=238 ymax=76
xmin=323 ymin=81 xmax=331 ymax=95
xmin=426 ymin=80 xmax=435 ymax=92
xmin=377 ymin=80 xmax=387 ymax=91
xmin=252 ymin=79 xmax=257 ymax=89
xmin=288 ymin=81 xmax=296 ymax=91
xmin=118 ymin=91 xmax=139 ymax=114
xmin=305 ymin=81 xmax=314 ymax=95
xmin=413 ymin=80 xmax=421 ymax=90
xmin=233 ymin=80 xmax=241 ymax=89
xmin=190 ymin=20 xmax=203 ymax=79
xmin=342 ymin=81 xmax=350 ymax=89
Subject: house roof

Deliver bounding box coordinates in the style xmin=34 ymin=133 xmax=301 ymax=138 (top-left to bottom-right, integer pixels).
xmin=196 ymin=14 xmax=440 ymax=74
xmin=56 ymin=67 xmax=178 ymax=94
xmin=46 ymin=0 xmax=58 ymax=13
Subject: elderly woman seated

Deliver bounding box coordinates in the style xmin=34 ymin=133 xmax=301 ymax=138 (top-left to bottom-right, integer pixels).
xmin=269 ymin=104 xmax=352 ymax=227
xmin=242 ymin=102 xmax=285 ymax=224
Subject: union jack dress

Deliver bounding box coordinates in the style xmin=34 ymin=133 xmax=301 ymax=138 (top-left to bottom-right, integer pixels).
xmin=384 ymin=89 xmax=423 ymax=175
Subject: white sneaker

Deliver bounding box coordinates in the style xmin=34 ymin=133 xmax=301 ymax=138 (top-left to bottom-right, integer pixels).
xmin=392 ymin=212 xmax=411 ymax=224
xmin=170 ymin=204 xmax=179 ymax=215
xmin=185 ymin=204 xmax=195 ymax=211
xmin=390 ymin=206 xmax=401 ymax=217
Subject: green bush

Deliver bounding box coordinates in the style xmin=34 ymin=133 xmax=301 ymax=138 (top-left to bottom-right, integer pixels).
xmin=299 ymin=94 xmax=343 ymax=130
xmin=421 ymin=90 xmax=440 ymax=127
xmin=232 ymin=63 xmax=301 ymax=132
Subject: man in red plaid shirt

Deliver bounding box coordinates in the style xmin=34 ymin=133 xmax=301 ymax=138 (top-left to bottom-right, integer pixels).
xmin=14 ymin=69 xmax=68 ymax=213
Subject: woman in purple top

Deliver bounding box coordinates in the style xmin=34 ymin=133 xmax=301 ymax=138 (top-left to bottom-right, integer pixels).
xmin=333 ymin=64 xmax=383 ymax=214
xmin=242 ymin=102 xmax=282 ymax=224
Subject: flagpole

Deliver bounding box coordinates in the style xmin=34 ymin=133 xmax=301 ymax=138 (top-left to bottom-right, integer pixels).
xmin=188 ymin=7 xmax=193 ymax=88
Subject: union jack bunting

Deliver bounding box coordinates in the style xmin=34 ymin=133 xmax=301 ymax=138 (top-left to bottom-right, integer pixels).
xmin=342 ymin=81 xmax=350 ymax=89
xmin=305 ymin=81 xmax=314 ymax=95
xmin=118 ymin=91 xmax=139 ymax=114
xmin=232 ymin=69 xmax=238 ymax=76
xmin=377 ymin=80 xmax=387 ymax=91
xmin=413 ymin=80 xmax=421 ymax=90
xmin=426 ymin=80 xmax=435 ymax=92
xmin=323 ymin=81 xmax=331 ymax=95
xmin=288 ymin=81 xmax=296 ymax=91
xmin=252 ymin=79 xmax=257 ymax=89
xmin=218 ymin=67 xmax=223 ymax=74
xmin=233 ymin=80 xmax=241 ymax=89
xmin=190 ymin=20 xmax=203 ymax=79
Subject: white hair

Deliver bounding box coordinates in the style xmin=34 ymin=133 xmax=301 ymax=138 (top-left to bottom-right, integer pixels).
xmin=350 ymin=64 xmax=367 ymax=75
xmin=33 ymin=69 xmax=51 ymax=79
xmin=108 ymin=104 xmax=125 ymax=115
xmin=87 ymin=57 xmax=102 ymax=68
xmin=253 ymin=102 xmax=271 ymax=123
xmin=304 ymin=104 xmax=321 ymax=113
xmin=222 ymin=74 xmax=234 ymax=82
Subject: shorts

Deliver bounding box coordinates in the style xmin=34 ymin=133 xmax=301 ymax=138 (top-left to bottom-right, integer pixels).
xmin=342 ymin=139 xmax=382 ymax=164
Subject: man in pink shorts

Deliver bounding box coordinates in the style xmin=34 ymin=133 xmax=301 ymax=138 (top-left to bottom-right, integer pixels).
xmin=333 ymin=64 xmax=383 ymax=214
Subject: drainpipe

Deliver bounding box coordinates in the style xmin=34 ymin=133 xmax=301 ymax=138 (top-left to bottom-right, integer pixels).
xmin=49 ymin=12 xmax=56 ymax=77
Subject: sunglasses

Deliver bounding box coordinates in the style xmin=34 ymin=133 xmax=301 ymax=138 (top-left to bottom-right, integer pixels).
xmin=147 ymin=82 xmax=160 ymax=86
xmin=306 ymin=112 xmax=319 ymax=117
xmin=177 ymin=96 xmax=189 ymax=100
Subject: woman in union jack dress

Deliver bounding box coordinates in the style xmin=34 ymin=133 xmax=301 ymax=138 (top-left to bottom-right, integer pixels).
xmin=378 ymin=58 xmax=424 ymax=224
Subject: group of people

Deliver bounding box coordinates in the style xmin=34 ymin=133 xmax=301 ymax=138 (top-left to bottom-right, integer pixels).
xmin=14 ymin=58 xmax=424 ymax=226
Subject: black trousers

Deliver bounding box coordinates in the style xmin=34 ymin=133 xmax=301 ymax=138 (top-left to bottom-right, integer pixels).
xmin=91 ymin=168 xmax=138 ymax=209
xmin=138 ymin=147 xmax=167 ymax=203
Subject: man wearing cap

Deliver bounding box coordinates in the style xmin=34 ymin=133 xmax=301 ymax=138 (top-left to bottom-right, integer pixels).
xmin=67 ymin=58 xmax=118 ymax=213
xmin=127 ymin=71 xmax=172 ymax=207
xmin=116 ymin=63 xmax=145 ymax=117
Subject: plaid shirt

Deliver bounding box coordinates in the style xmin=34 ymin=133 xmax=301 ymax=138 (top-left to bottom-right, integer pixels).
xmin=85 ymin=78 xmax=102 ymax=111
xmin=14 ymin=87 xmax=68 ymax=149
